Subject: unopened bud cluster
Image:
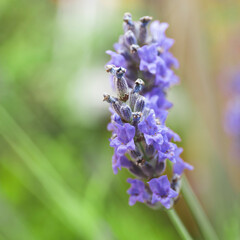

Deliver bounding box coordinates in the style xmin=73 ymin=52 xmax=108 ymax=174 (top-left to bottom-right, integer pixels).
xmin=104 ymin=13 xmax=193 ymax=209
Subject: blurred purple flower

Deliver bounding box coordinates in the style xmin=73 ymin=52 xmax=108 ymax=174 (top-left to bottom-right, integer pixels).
xmin=225 ymin=99 xmax=240 ymax=135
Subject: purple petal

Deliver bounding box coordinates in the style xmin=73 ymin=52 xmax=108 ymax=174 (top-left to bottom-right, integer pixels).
xmin=138 ymin=45 xmax=158 ymax=63
xmin=125 ymin=123 xmax=136 ymax=141
xmin=109 ymin=138 xmax=121 ymax=148
xmin=106 ymin=50 xmax=126 ymax=68
xmin=150 ymin=21 xmax=169 ymax=41
xmin=173 ymin=158 xmax=194 ymax=175
xmin=159 ymin=197 xmax=171 ymax=209
xmin=168 ymin=188 xmax=178 ymax=198
xmin=126 ymin=139 xmax=136 ymax=151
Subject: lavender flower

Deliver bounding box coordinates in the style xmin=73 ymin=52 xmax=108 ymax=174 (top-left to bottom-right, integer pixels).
xmin=148 ymin=175 xmax=178 ymax=209
xmin=103 ymin=13 xmax=193 ymax=209
xmin=127 ymin=179 xmax=151 ymax=206
xmin=138 ymin=110 xmax=164 ymax=150
xmin=173 ymin=148 xmax=194 ymax=175
xmin=110 ymin=123 xmax=135 ymax=156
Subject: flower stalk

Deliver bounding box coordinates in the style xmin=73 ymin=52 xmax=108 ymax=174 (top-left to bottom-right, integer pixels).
xmin=182 ymin=176 xmax=219 ymax=240
xmin=167 ymin=209 xmax=193 ymax=240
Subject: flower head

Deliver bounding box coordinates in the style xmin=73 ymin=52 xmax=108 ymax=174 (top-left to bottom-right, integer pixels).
xmin=103 ymin=13 xmax=193 ymax=209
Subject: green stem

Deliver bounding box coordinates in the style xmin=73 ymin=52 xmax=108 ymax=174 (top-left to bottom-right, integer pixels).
xmin=182 ymin=176 xmax=219 ymax=240
xmin=167 ymin=209 xmax=193 ymax=240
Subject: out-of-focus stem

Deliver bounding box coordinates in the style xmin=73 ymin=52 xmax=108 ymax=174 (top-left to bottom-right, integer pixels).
xmin=167 ymin=209 xmax=193 ymax=240
xmin=182 ymin=176 xmax=219 ymax=240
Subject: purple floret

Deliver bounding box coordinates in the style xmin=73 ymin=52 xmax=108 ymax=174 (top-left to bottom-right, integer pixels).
xmin=161 ymin=52 xmax=179 ymax=69
xmin=148 ymin=175 xmax=178 ymax=209
xmin=155 ymin=69 xmax=179 ymax=89
xmin=138 ymin=44 xmax=160 ymax=75
xmin=112 ymin=154 xmax=132 ymax=174
xmin=110 ymin=123 xmax=136 ymax=156
xmin=146 ymin=92 xmax=172 ymax=124
xmin=127 ymin=178 xmax=151 ymax=206
xmin=106 ymin=50 xmax=127 ymax=68
xmin=138 ymin=110 xmax=164 ymax=149
xmin=173 ymin=148 xmax=194 ymax=175
xmin=150 ymin=21 xmax=174 ymax=51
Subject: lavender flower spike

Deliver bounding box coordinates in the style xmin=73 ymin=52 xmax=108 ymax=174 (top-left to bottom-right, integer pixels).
xmin=103 ymin=13 xmax=193 ymax=209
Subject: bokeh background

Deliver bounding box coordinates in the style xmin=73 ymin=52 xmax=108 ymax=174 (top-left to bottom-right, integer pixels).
xmin=0 ymin=0 xmax=240 ymax=239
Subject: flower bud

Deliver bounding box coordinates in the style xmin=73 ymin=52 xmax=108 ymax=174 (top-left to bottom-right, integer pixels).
xmin=133 ymin=78 xmax=145 ymax=93
xmin=105 ymin=64 xmax=115 ymax=74
xmin=115 ymin=76 xmax=129 ymax=102
xmin=123 ymin=12 xmax=133 ymax=25
xmin=103 ymin=93 xmax=115 ymax=103
xmin=132 ymin=112 xmax=142 ymax=125
xmin=120 ymin=105 xmax=132 ymax=122
xmin=130 ymin=44 xmax=140 ymax=54
xmin=155 ymin=161 xmax=166 ymax=177
xmin=103 ymin=93 xmax=122 ymax=117
xmin=124 ymin=30 xmax=137 ymax=46
xmin=145 ymin=144 xmax=155 ymax=157
xmin=112 ymin=100 xmax=122 ymax=117
xmin=171 ymin=174 xmax=181 ymax=193
xmin=115 ymin=66 xmax=126 ymax=79
xmin=134 ymin=96 xmax=146 ymax=112
xmin=123 ymin=12 xmax=136 ymax=34
xmin=106 ymin=65 xmax=129 ymax=102
xmin=130 ymin=149 xmax=142 ymax=161
xmin=129 ymin=91 xmax=138 ymax=110
xmin=113 ymin=67 xmax=128 ymax=101
xmin=139 ymin=16 xmax=152 ymax=45
xmin=106 ymin=65 xmax=126 ymax=79
xmin=142 ymin=162 xmax=155 ymax=178
xmin=140 ymin=16 xmax=152 ymax=27
xmin=129 ymin=163 xmax=147 ymax=179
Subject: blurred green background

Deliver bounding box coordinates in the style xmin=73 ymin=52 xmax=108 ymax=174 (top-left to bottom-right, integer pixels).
xmin=0 ymin=0 xmax=240 ymax=239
